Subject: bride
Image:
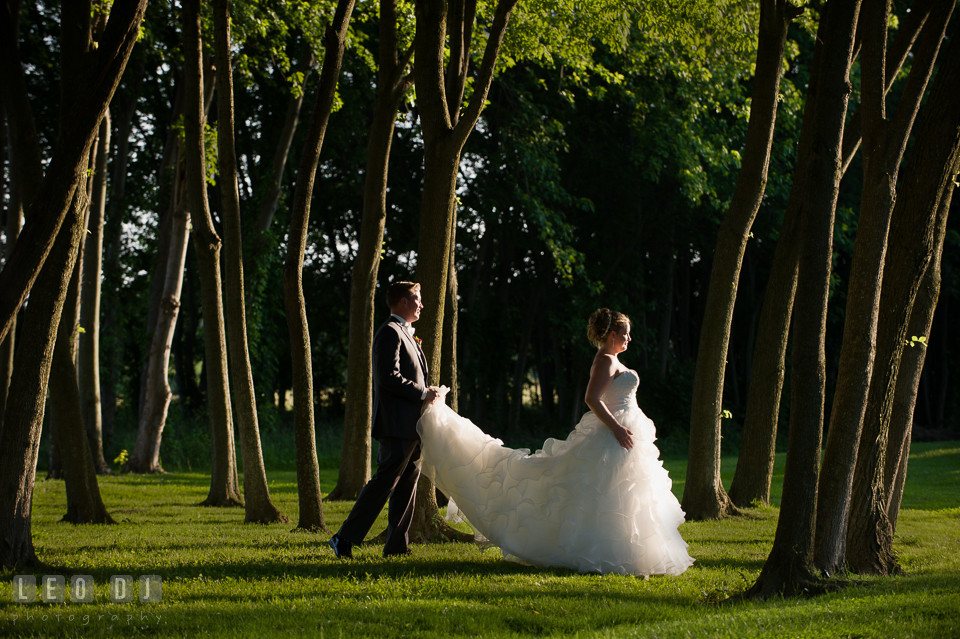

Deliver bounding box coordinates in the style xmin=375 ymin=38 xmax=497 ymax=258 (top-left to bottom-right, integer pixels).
xmin=417 ymin=308 xmax=695 ymax=577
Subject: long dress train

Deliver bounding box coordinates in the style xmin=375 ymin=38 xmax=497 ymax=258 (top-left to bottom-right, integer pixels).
xmin=416 ymin=370 xmax=694 ymax=577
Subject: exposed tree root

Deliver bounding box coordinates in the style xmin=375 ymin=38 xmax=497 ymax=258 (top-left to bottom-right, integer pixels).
xmin=244 ymin=506 xmax=290 ymax=525
xmin=723 ymin=564 xmax=848 ymax=604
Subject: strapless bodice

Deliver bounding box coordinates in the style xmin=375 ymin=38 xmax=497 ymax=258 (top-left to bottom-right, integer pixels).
xmin=601 ymin=369 xmax=639 ymax=412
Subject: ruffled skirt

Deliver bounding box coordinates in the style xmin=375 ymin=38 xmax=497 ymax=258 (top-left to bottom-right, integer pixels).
xmin=416 ymin=402 xmax=695 ymax=577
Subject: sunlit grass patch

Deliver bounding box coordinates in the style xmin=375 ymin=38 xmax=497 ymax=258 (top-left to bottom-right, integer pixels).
xmin=2 ymin=444 xmax=958 ymax=637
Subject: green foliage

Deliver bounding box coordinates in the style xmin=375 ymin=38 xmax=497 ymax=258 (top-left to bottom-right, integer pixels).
xmin=170 ymin=114 xmax=219 ymax=185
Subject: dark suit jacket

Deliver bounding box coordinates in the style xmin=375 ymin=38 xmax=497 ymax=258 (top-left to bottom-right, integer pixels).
xmin=371 ymin=317 xmax=428 ymax=440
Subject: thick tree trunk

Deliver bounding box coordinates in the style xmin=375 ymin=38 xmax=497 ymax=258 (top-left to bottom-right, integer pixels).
xmin=182 ymin=0 xmax=243 ymax=508
xmin=0 ymin=119 xmax=21 ymax=436
xmin=126 ymin=155 xmax=190 ymax=474
xmin=79 ymin=111 xmax=111 ymax=474
xmin=815 ymin=0 xmax=953 ymax=575
xmin=0 ymin=165 xmax=94 ymax=569
xmin=683 ymin=0 xmax=801 ymax=521
xmin=845 ymin=34 xmax=960 ymax=575
xmin=0 ymin=0 xmax=148 ymax=345
xmin=331 ymin=0 xmax=413 ymax=501
xmin=741 ymin=0 xmax=861 ymax=598
xmin=283 ymin=0 xmax=356 ymax=531
xmin=214 ymin=0 xmax=287 ymax=524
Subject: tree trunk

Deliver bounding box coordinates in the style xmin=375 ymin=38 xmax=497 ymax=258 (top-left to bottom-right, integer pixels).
xmin=885 ymin=199 xmax=950 ymax=531
xmin=331 ymin=0 xmax=413 ymax=501
xmin=441 ymin=227 xmax=459 ymax=412
xmin=181 ymin=0 xmax=243 ymax=508
xmin=844 ymin=32 xmax=960 ymax=575
xmin=682 ymin=0 xmax=801 ymax=521
xmin=50 ymin=186 xmax=115 ymax=525
xmin=0 ymin=161 xmax=98 ymax=568
xmin=126 ymin=153 xmax=190 ymax=474
xmin=408 ymin=0 xmax=519 ymax=543
xmin=0 ymin=0 xmax=149 ymax=345
xmin=839 ymin=0 xmax=936 ymax=175
xmin=730 ymin=204 xmax=799 ymax=508
xmin=815 ymin=0 xmax=953 ymax=575
xmin=213 ymin=0 xmax=287 ymax=524
xmin=79 ymin=110 xmax=111 ymax=474
xmin=729 ymin=15 xmax=830 ymax=509
xmin=741 ymin=0 xmax=861 ymax=598
xmin=255 ymin=46 xmax=315 ymax=235
xmin=658 ymin=246 xmax=674 ymax=379
xmin=283 ymin=0 xmax=356 ymax=531
xmin=101 ymin=53 xmax=147 ymax=442
xmin=508 ymin=285 xmax=539 ymax=431
xmin=0 ymin=117 xmax=21 ymax=436
xmin=174 ymin=251 xmax=204 ymax=418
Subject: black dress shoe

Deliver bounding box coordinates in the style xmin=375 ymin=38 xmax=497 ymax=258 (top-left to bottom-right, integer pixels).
xmin=329 ymin=534 xmax=353 ymax=559
xmin=383 ymin=548 xmax=412 ymax=558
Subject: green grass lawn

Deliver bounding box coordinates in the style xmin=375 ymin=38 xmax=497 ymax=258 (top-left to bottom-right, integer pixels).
xmin=2 ymin=442 xmax=959 ymax=638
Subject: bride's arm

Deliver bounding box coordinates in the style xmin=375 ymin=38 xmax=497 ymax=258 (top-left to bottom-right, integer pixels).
xmin=584 ymin=355 xmax=634 ymax=450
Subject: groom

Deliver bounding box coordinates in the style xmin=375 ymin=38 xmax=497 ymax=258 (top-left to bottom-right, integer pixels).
xmin=329 ymin=281 xmax=440 ymax=558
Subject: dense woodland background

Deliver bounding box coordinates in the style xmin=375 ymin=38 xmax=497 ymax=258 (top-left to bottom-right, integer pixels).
xmin=1 ymin=0 xmax=958 ymax=593
xmin=6 ymin=0 xmax=955 ymax=455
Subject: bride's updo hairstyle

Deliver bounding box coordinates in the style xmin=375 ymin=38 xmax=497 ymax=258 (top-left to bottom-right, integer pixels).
xmin=587 ymin=308 xmax=629 ymax=348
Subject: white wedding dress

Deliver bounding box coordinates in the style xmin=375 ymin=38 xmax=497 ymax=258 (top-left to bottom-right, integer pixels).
xmin=416 ymin=370 xmax=695 ymax=577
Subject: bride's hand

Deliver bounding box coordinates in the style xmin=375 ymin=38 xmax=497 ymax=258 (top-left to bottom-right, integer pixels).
xmin=614 ymin=424 xmax=634 ymax=450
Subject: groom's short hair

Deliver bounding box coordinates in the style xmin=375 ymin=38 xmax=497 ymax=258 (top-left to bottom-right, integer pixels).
xmin=386 ymin=281 xmax=420 ymax=309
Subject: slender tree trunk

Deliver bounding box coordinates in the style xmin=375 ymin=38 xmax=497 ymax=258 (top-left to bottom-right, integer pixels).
xmin=79 ymin=111 xmax=111 ymax=474
xmin=441 ymin=227 xmax=459 ymax=412
xmin=283 ymin=0 xmax=356 ymax=531
xmin=182 ymin=0 xmax=243 ymax=508
xmin=844 ymin=32 xmax=960 ymax=575
xmin=214 ymin=0 xmax=287 ymax=524
xmin=682 ymin=0 xmax=802 ymax=521
xmin=126 ymin=154 xmax=190 ymax=474
xmin=730 ymin=18 xmax=828 ymax=508
xmin=50 ymin=185 xmax=115 ymax=525
xmin=885 ymin=197 xmax=950 ymax=531
xmin=815 ymin=0 xmax=953 ymax=575
xmin=658 ymin=248 xmax=674 ymax=379
xmin=741 ymin=0 xmax=861 ymax=598
xmin=101 ymin=54 xmax=147 ymax=442
xmin=729 ymin=202 xmax=799 ymax=507
xmin=331 ymin=0 xmax=413 ymax=501
xmin=839 ymin=0 xmax=936 ymax=175
xmin=140 ymin=70 xmax=210 ymax=419
xmin=409 ymin=0 xmax=519 ymax=543
xmin=508 ymin=286 xmax=538 ymax=431
xmin=256 ymin=47 xmax=315 ymax=235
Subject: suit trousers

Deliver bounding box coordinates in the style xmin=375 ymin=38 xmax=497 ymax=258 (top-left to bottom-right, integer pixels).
xmin=338 ymin=437 xmax=422 ymax=554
